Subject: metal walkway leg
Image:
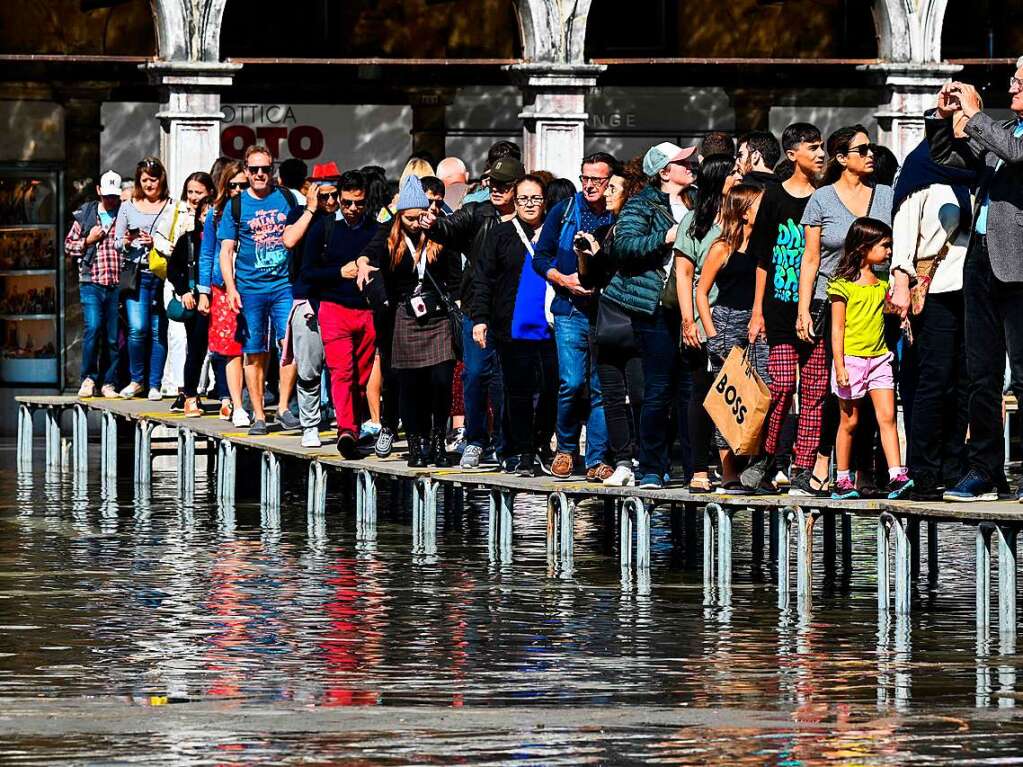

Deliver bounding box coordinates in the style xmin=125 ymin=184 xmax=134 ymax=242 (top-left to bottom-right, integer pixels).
xmin=997 ymin=525 xmax=1018 ymax=637
xmin=307 ymin=461 xmax=327 ymax=517
xmin=977 ymin=524 xmax=993 ymax=632
xmin=133 ymin=420 xmax=154 ymax=498
xmin=260 ymin=451 xmax=281 ymax=509
xmin=100 ymin=411 xmax=117 ymax=482
xmin=72 ymin=404 xmax=88 ymax=478
xmin=796 ymin=507 xmax=820 ymax=614
xmin=177 ymin=427 xmax=195 ymax=503
xmin=413 ymin=477 xmax=439 ymax=558
xmin=488 ymin=488 xmax=514 ymax=563
xmin=44 ymin=407 xmax=60 ymax=472
xmin=878 ymin=512 xmax=912 ymax=616
xmin=355 ymin=469 xmax=377 ymax=542
xmin=216 ymin=440 xmax=236 ymax=504
xmin=776 ymin=506 xmax=796 ymax=609
xmin=546 ymin=492 xmax=575 ymax=579
xmin=619 ymin=497 xmax=650 ymax=594
xmin=16 ymin=403 xmax=33 ymax=472
xmin=703 ymin=504 xmax=718 ymax=593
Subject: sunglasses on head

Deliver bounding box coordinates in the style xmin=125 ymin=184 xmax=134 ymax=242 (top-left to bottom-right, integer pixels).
xmin=228 ymin=181 xmax=249 ymax=191
xmin=137 ymin=159 xmax=161 ymax=172
xmin=246 ymin=164 xmax=273 ymax=176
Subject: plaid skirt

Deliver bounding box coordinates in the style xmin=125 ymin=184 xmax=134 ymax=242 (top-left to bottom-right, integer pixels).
xmin=392 ymin=303 xmax=453 ymax=369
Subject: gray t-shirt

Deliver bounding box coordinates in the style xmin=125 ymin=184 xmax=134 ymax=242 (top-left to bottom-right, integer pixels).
xmin=114 ymin=200 xmax=168 ymax=273
xmin=800 ymin=183 xmax=893 ymax=300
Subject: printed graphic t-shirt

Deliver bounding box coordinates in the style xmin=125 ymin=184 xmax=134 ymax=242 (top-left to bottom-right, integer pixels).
xmin=217 ymin=188 xmax=295 ymax=294
xmin=748 ymin=184 xmax=811 ymax=345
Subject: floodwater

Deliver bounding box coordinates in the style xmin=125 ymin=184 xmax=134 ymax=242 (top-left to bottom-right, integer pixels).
xmin=1 ymin=441 xmax=1022 ymax=765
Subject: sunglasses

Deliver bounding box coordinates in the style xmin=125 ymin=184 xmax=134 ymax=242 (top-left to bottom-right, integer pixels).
xmin=340 ymin=198 xmax=366 ymax=208
xmin=246 ymin=164 xmax=273 ymax=176
xmin=843 ymin=144 xmax=876 ymax=157
xmin=228 ymin=181 xmax=249 ymax=191
xmin=318 ymin=190 xmax=339 ymax=201
xmin=579 ymin=175 xmax=610 ymax=186
xmin=515 ymin=195 xmax=544 ymax=207
xmin=137 ymin=159 xmax=162 ymax=171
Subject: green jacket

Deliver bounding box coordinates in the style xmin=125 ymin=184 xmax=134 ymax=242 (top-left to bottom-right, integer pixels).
xmin=602 ymin=184 xmax=677 ymax=317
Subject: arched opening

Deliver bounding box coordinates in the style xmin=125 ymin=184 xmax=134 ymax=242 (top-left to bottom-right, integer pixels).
xmin=0 ymin=0 xmax=155 ymax=56
xmin=220 ymin=0 xmax=520 ymax=59
xmin=584 ymin=0 xmax=877 ymax=60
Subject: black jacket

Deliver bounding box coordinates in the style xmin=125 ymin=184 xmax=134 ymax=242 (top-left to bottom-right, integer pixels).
xmin=471 ymin=218 xmax=541 ymax=342
xmin=424 ymin=200 xmax=502 ymax=309
xmin=167 ymin=208 xmax=202 ymax=296
xmin=359 ymin=224 xmax=461 ymax=306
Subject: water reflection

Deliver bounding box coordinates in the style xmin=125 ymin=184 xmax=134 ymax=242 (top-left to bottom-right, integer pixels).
xmin=1 ymin=455 xmax=1022 ymax=764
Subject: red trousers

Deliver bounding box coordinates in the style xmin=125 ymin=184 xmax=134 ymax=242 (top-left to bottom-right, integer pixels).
xmin=763 ymin=339 xmax=828 ymax=470
xmin=318 ymin=301 xmax=376 ymax=435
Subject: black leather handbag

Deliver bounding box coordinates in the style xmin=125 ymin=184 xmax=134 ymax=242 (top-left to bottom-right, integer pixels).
xmin=594 ymin=294 xmax=636 ymax=352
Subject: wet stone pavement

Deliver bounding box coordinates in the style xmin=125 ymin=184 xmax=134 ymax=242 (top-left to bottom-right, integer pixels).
xmin=0 ymin=442 xmax=1022 ymax=765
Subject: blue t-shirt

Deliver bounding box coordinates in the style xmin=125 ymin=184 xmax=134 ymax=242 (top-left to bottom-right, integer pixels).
xmin=98 ymin=208 xmax=114 ymax=229
xmin=217 ymin=189 xmax=295 ymax=294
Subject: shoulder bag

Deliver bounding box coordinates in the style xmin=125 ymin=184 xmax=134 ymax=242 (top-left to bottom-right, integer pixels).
xmin=423 ymin=259 xmax=464 ymax=361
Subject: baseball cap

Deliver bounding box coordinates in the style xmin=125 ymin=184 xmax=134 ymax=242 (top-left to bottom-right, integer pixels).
xmin=642 ymin=142 xmax=697 ymax=176
xmin=488 ymin=157 xmax=525 ymax=184
xmin=99 ymin=170 xmax=122 ymax=196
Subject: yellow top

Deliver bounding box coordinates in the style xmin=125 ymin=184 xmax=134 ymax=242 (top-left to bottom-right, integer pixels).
xmin=826 ymin=277 xmax=889 ymax=358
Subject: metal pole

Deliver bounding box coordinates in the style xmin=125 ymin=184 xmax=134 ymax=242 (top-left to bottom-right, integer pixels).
xmin=72 ymin=404 xmax=88 ymax=477
xmin=44 ymin=407 xmax=60 ymax=472
xmin=795 ymin=507 xmax=819 ymax=614
xmin=634 ymin=499 xmax=650 ymax=572
xmin=714 ymin=503 xmax=732 ymax=593
xmin=560 ymin=495 xmax=574 ymax=577
xmin=893 ymin=516 xmax=911 ymax=616
xmin=769 ymin=508 xmax=779 ymax=566
xmin=499 ymin=488 xmax=513 ymax=562
xmin=823 ymin=510 xmax=836 ymax=579
xmin=620 ymin=500 xmax=633 ymax=572
xmin=307 ymin=461 xmax=327 ymax=516
xmin=703 ymin=504 xmax=716 ymax=588
xmin=16 ymin=403 xmax=32 ymax=472
xmin=777 ymin=507 xmax=794 ymax=610
xmin=878 ymin=515 xmax=890 ymax=614
xmin=752 ymin=508 xmax=764 ymax=570
xmin=100 ymin=412 xmax=117 ymax=481
xmin=907 ymin=517 xmax=921 ymax=581
xmin=842 ymin=512 xmax=853 ymax=573
xmin=217 ymin=440 xmax=236 ymax=505
xmin=977 ymin=524 xmax=993 ymax=632
xmin=927 ymin=520 xmax=939 ymax=588
xmin=177 ymin=427 xmax=195 ymax=503
xmin=547 ymin=492 xmax=573 ymax=577
xmin=135 ymin=421 xmax=153 ymax=499
xmin=356 ymin=469 xmax=377 ymax=541
xmin=997 ymin=525 xmax=1018 ymax=638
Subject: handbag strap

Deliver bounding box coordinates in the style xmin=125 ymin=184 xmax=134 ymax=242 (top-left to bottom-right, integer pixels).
xmin=511 ymin=218 xmax=537 ymax=257
xmin=404 ymin=234 xmax=427 ymax=281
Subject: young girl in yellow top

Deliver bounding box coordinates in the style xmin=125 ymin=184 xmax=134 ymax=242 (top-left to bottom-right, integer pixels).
xmin=828 ymin=218 xmax=913 ymax=500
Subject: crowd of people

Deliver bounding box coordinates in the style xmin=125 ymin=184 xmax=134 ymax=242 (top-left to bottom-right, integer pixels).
xmin=66 ymin=69 xmax=1023 ymax=503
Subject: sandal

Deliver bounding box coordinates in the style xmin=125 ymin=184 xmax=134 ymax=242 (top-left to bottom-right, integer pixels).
xmin=688 ymin=476 xmax=714 ymax=493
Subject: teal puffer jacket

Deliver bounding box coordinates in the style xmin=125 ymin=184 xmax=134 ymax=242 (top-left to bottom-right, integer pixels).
xmin=602 ymin=184 xmax=677 ymax=317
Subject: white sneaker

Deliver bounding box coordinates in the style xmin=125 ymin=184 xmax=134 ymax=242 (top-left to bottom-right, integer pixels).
xmin=77 ymin=378 xmax=96 ymax=398
xmin=100 ymin=384 xmax=118 ymax=398
xmin=603 ymin=465 xmax=635 ymax=487
xmin=147 ymin=388 xmax=163 ymax=401
xmin=232 ymin=409 xmax=251 ymax=428
xmin=301 ymin=427 xmax=321 ymax=448
xmin=119 ymin=382 xmax=143 ymax=399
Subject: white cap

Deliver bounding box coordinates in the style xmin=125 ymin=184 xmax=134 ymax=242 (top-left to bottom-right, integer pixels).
xmin=99 ymin=170 xmax=122 ymax=196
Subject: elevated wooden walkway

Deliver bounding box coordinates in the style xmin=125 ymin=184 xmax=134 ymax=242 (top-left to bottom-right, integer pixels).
xmin=14 ymin=394 xmax=1023 ymax=637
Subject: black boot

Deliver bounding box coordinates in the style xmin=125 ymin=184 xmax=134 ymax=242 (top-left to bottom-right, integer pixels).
xmin=406 ymin=433 xmax=427 ymax=468
xmin=430 ymin=428 xmax=451 ymax=467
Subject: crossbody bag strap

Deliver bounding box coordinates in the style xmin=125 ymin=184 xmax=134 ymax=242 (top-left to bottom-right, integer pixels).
xmin=511 ymin=218 xmax=538 ymax=257
xmin=404 ymin=234 xmax=427 ymax=281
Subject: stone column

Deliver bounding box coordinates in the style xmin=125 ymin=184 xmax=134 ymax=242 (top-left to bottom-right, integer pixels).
xmin=142 ymin=62 xmax=241 ymax=195
xmin=508 ymin=63 xmax=605 ymax=187
xmin=868 ymin=63 xmax=962 ymax=161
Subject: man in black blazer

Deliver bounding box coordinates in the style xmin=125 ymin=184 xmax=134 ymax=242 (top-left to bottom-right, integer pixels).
xmin=926 ymin=61 xmax=1023 ymax=502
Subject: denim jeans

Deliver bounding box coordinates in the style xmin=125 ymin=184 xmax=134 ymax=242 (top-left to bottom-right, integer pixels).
xmin=79 ymin=282 xmax=120 ymax=385
xmin=552 ymin=309 xmax=608 ymax=467
xmin=124 ymin=272 xmax=168 ymax=389
xmin=461 ymin=314 xmax=504 ymax=451
xmin=632 ymin=308 xmax=693 ymax=480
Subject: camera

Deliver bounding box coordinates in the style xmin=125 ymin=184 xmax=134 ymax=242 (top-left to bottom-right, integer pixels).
xmin=573 ymin=233 xmax=592 ymax=254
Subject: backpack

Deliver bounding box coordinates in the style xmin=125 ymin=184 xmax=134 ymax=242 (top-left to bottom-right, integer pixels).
xmin=230 ymin=185 xmax=299 ymax=228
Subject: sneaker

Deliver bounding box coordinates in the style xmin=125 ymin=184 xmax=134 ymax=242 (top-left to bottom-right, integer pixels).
xmin=586 ymin=463 xmax=615 ymax=483
xmin=248 ymin=420 xmax=268 ymax=436
xmin=551 ymin=452 xmax=575 ymax=478
xmin=147 ymin=388 xmax=163 ymax=402
xmin=637 ymin=473 xmax=664 ymax=490
xmin=909 ymin=483 xmax=943 ymax=502
xmin=502 ymin=455 xmax=521 ymax=474
xmin=788 ymin=469 xmax=825 ymax=497
xmin=232 ymin=409 xmax=251 ymax=429
xmin=119 ymin=382 xmax=144 ymax=399
xmin=831 ymin=477 xmax=861 ymax=500
xmin=445 ymin=426 xmax=465 ymax=453
xmin=740 ymin=453 xmax=774 ymax=491
xmin=460 ymin=444 xmax=484 ymax=469
xmin=515 ymin=455 xmax=537 ymax=478
xmin=100 ymin=384 xmax=118 ymax=398
xmin=603 ymin=464 xmax=635 ymax=487
xmin=336 ymin=431 xmax=358 ymax=459
xmin=480 ymin=448 xmax=500 ymax=466
xmin=886 ymin=473 xmax=915 ymax=500
xmin=170 ymin=392 xmax=186 ymax=412
xmin=277 ymin=408 xmax=301 ymax=431
xmin=219 ymin=399 xmax=233 ymax=421
xmin=943 ymin=470 xmax=997 ymax=502
xmin=360 ymin=420 xmax=382 ymax=442
xmin=374 ymin=427 xmax=395 ymax=458
xmin=302 ymin=427 xmax=322 ymax=448
xmin=716 ymin=481 xmax=747 ymax=495
xmin=183 ymin=397 xmax=202 ymax=418
xmin=77 ymin=378 xmax=96 ymax=398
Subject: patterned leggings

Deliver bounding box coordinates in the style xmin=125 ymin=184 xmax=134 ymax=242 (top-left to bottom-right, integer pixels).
xmin=763 ymin=339 xmax=828 ymax=469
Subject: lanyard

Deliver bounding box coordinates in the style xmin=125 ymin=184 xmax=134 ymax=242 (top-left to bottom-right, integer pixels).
xmin=511 ymin=218 xmax=537 ymax=257
xmin=404 ymin=234 xmax=427 ymax=280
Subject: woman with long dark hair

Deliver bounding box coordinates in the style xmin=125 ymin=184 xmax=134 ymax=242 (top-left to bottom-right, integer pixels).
xmin=357 ymin=176 xmax=462 ymax=467
xmin=675 ymin=154 xmax=742 ymax=491
xmin=795 ymin=125 xmax=894 ymax=496
xmin=197 ymin=160 xmax=249 ymax=427
xmin=114 ymin=156 xmax=171 ymax=399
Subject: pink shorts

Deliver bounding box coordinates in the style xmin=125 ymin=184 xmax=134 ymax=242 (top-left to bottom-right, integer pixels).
xmin=832 ymin=351 xmax=894 ymax=400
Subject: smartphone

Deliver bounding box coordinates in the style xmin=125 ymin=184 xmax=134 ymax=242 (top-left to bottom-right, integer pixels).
xmin=128 ymin=227 xmax=140 ymax=236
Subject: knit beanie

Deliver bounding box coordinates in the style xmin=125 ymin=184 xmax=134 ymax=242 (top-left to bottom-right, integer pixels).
xmin=396 ymin=175 xmax=430 ymax=212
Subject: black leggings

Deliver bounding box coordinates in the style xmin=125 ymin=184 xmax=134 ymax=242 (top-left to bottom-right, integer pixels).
xmin=398 ymin=361 xmax=455 ymax=435
xmin=182 ymin=311 xmax=210 ymax=398
xmin=497 ymin=339 xmax=558 ymax=458
xmin=596 ymin=343 xmax=643 ymax=467
xmin=375 ymin=309 xmax=401 ymax=431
